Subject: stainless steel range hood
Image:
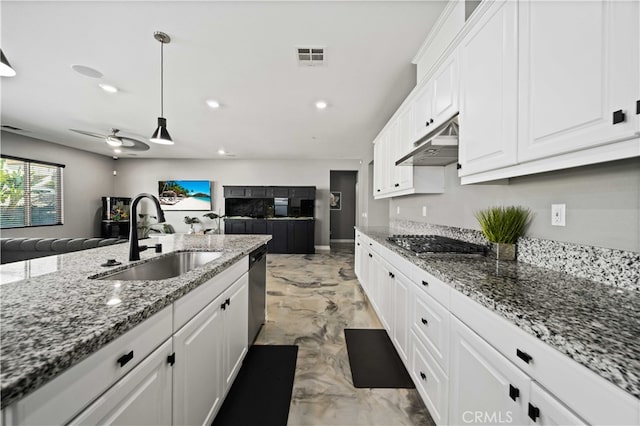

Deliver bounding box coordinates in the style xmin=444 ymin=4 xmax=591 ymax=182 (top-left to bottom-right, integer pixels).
xmin=396 ymin=112 xmax=459 ymax=166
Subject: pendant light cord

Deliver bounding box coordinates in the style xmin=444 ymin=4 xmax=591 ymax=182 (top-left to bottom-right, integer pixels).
xmin=160 ymin=41 xmax=164 ymax=117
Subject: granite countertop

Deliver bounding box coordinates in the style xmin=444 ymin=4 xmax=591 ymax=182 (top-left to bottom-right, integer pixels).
xmin=357 ymin=226 xmax=640 ymax=400
xmin=225 ymin=216 xmax=314 ymax=220
xmin=0 ymin=234 xmax=271 ymax=408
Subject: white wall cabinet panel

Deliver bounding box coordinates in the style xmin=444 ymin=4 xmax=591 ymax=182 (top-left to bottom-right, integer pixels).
xmin=173 ymin=295 xmax=224 ymax=426
xmin=413 ymin=81 xmax=436 ymax=142
xmin=528 ymin=382 xmax=586 ymax=426
xmin=458 ymin=0 xmax=518 ymax=177
xmin=69 ymin=339 xmax=173 ymax=426
xmin=518 ymin=0 xmax=639 ymax=162
xmin=397 ymin=105 xmax=415 ymax=158
xmin=450 ymin=316 xmax=531 ymax=426
xmin=392 ymin=271 xmax=411 ymax=363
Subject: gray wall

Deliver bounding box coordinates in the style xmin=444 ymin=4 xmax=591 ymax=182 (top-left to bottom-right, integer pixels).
xmin=0 ymin=131 xmax=114 ymax=238
xmin=330 ymin=170 xmax=357 ymax=240
xmin=355 ymin=145 xmax=389 ymax=228
xmin=113 ymin=158 xmax=360 ymax=247
xmin=390 ymin=158 xmax=640 ymax=252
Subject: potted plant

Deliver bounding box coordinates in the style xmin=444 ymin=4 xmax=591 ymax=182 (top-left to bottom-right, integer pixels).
xmin=184 ymin=216 xmax=201 ymax=234
xmin=475 ymin=206 xmax=532 ymax=260
xmin=202 ymin=211 xmax=225 ymax=234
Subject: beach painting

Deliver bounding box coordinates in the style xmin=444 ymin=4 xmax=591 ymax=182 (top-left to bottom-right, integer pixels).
xmin=158 ymin=180 xmax=212 ymax=211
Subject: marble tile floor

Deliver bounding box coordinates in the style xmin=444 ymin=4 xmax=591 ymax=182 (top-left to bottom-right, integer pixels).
xmin=254 ymin=243 xmax=435 ymax=426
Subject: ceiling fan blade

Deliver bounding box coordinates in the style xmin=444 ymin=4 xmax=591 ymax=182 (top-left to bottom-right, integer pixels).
xmin=118 ymin=136 xmax=150 ymax=151
xmin=69 ymin=129 xmax=105 ymax=139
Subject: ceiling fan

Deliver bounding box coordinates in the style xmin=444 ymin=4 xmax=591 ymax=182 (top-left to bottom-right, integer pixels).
xmin=69 ymin=128 xmax=150 ymax=151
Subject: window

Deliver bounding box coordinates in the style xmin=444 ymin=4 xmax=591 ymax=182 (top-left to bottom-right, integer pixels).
xmin=0 ymin=155 xmax=64 ymax=228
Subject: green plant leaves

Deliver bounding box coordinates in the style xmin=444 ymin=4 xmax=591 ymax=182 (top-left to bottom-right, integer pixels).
xmin=475 ymin=206 xmax=532 ymax=244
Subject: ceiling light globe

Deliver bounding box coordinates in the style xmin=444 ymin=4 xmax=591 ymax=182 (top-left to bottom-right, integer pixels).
xmin=315 ymin=101 xmax=328 ymax=109
xmin=207 ymin=100 xmax=220 ymax=108
xmin=218 ymin=149 xmax=226 ymax=155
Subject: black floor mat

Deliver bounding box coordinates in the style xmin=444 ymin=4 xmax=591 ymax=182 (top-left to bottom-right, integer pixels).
xmin=212 ymin=345 xmax=298 ymax=426
xmin=344 ymin=328 xmax=415 ymax=388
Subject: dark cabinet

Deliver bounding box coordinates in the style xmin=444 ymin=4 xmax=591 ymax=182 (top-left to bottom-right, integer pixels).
xmin=247 ymin=187 xmax=268 ymax=198
xmin=101 ymin=221 xmax=129 ymax=238
xmin=272 ymin=187 xmax=289 ymax=198
xmin=289 ymin=187 xmax=315 ymax=199
xmin=224 ymin=187 xmax=247 ymax=198
xmin=267 ymin=221 xmax=289 ymax=253
xmin=226 ymin=219 xmax=314 ymax=254
xmin=223 ymin=186 xmax=315 ymax=199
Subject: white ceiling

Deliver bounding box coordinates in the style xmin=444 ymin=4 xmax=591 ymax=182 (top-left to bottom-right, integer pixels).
xmin=1 ymin=1 xmax=446 ymax=160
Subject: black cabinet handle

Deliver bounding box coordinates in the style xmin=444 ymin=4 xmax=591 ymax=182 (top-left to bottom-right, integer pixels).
xmin=421 ymin=280 xmax=429 ymax=287
xmin=636 ymin=100 xmax=639 ymax=114
xmin=419 ymin=371 xmax=427 ymax=380
xmin=509 ymin=384 xmax=520 ymax=401
xmin=167 ymin=353 xmax=176 ymax=366
xmin=117 ymin=351 xmax=134 ymax=368
xmin=368 ymin=253 xmax=372 ymax=258
xmin=221 ymin=301 xmax=227 ymax=310
xmin=357 ymin=243 xmax=360 ymax=246
xmin=528 ymin=403 xmax=540 ymax=421
xmin=425 ymin=120 xmax=430 ymax=127
xmin=376 ymin=189 xmax=381 ymax=192
xmin=421 ymin=318 xmax=428 ymax=325
xmin=226 ymin=298 xmax=231 ymax=307
xmin=516 ymin=349 xmax=533 ymax=364
xmin=388 ymin=272 xmax=395 ymax=278
xmin=613 ymin=109 xmax=626 ymax=124
xmin=429 ymin=118 xmax=434 ymax=124
xmin=369 ymin=243 xmax=372 ymax=246
xmin=394 ymin=183 xmax=400 ymax=187
xmin=457 ymin=163 xmax=462 ymax=170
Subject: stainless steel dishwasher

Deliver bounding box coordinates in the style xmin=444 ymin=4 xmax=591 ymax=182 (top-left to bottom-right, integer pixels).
xmin=248 ymin=244 xmax=267 ymax=344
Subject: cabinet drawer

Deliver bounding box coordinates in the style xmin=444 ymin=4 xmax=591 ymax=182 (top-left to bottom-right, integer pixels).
xmin=450 ymin=289 xmax=639 ymax=425
xmin=174 ymin=257 xmax=247 ymax=331
xmin=412 ymin=291 xmax=450 ymax=372
xmin=406 ymin=261 xmax=450 ymax=308
xmin=411 ymin=331 xmax=449 ymax=426
xmin=5 ymin=306 xmax=172 ymax=426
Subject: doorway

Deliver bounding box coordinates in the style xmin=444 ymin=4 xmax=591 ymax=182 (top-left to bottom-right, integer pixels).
xmin=330 ymin=170 xmax=357 ymax=243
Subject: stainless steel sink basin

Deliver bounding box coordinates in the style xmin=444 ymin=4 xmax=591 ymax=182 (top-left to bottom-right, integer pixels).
xmin=97 ymin=251 xmax=222 ymax=281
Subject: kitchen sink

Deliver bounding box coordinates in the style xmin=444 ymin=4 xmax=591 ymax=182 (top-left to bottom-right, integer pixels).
xmin=97 ymin=251 xmax=222 ymax=281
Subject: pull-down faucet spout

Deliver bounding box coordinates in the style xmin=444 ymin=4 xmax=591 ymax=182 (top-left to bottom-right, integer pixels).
xmin=129 ymin=193 xmax=166 ymax=261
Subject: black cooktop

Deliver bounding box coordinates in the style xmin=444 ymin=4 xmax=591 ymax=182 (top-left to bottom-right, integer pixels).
xmin=387 ymin=235 xmax=487 ymax=255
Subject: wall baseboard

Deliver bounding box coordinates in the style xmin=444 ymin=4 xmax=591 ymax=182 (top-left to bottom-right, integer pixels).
xmin=330 ymin=239 xmax=355 ymax=243
xmin=315 ymin=245 xmax=330 ymax=251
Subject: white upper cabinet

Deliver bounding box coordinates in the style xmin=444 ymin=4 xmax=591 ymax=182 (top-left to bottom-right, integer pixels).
xmin=413 ymin=80 xmax=436 ymax=142
xmin=518 ymin=0 xmax=640 ymax=162
xmin=432 ymin=52 xmax=459 ymax=125
xmin=458 ymin=0 xmax=518 ymax=177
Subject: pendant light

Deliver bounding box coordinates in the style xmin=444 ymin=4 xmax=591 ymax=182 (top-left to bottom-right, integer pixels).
xmin=150 ymin=31 xmax=174 ymax=145
xmin=0 ymin=49 xmax=17 ymax=77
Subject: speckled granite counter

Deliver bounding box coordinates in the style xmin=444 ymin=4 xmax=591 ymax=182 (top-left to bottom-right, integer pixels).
xmin=357 ymin=226 xmax=640 ymax=400
xmin=0 ymin=234 xmax=271 ymax=408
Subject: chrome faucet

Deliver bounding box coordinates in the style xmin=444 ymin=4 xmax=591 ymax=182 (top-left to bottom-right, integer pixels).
xmin=129 ymin=193 xmax=166 ymax=261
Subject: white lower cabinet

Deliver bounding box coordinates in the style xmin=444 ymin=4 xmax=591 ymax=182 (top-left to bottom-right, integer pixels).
xmin=172 ymin=293 xmax=224 ymax=426
xmin=528 ymin=382 xmax=586 ymax=426
xmin=173 ymin=272 xmax=248 ymax=426
xmin=391 ymin=270 xmax=411 ymax=363
xmin=450 ymin=316 xmax=531 ymax=425
xmin=411 ymin=332 xmax=449 ymax=425
xmin=69 ymin=339 xmax=173 ymax=426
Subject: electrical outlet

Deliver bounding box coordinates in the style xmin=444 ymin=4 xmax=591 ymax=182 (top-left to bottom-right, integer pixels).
xmin=422 ymin=206 xmax=427 ymax=217
xmin=396 ymin=206 xmax=400 ymax=215
xmin=551 ymin=204 xmax=566 ymax=226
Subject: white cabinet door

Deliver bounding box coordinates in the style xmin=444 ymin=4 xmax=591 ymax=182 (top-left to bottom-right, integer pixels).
xmin=377 ymin=261 xmax=394 ymax=332
xmin=449 ymin=316 xmax=530 ymax=425
xmin=412 ymin=291 xmax=450 ymax=372
xmin=411 ymin=332 xmax=449 ymax=426
xmin=413 ymin=80 xmax=435 ymax=142
xmin=392 ymin=270 xmax=411 ymax=363
xmin=397 ymin=105 xmax=415 ymax=158
xmin=393 ymin=112 xmax=414 ymax=191
xmin=373 ymin=139 xmax=385 ymax=197
xmin=528 ymin=382 xmax=586 ymax=426
xmin=173 ymin=295 xmax=224 ymax=426
xmin=354 ymin=239 xmax=362 ymax=281
xmin=432 ymin=52 xmax=459 ymax=124
xmin=367 ymin=250 xmax=382 ymax=314
xmin=69 ymin=339 xmax=173 ymax=426
xmin=222 ymin=273 xmax=249 ymax=391
xmin=518 ymin=0 xmax=639 ymax=162
xmin=458 ymin=0 xmax=518 ymax=177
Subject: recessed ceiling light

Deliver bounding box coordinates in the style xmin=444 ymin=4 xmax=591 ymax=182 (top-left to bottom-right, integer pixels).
xmin=99 ymin=83 xmax=118 ymax=93
xmin=315 ymin=101 xmax=328 ymax=109
xmin=207 ymin=100 xmax=221 ymax=109
xmin=218 ymin=149 xmax=226 ymax=155
xmin=113 ymin=148 xmax=122 ymax=154
xmin=71 ymin=64 xmax=103 ymax=78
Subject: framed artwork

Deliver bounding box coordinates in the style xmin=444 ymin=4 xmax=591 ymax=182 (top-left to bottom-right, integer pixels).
xmin=330 ymin=191 xmax=341 ymax=210
xmin=158 ymin=180 xmax=212 ymax=211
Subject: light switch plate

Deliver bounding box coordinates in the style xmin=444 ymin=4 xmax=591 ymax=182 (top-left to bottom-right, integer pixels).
xmin=551 ymin=204 xmax=566 ymax=226
xmin=422 ymin=206 xmax=427 ymax=217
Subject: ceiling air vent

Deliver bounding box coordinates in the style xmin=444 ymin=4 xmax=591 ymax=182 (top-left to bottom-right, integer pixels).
xmin=1 ymin=125 xmax=24 ymax=132
xmin=297 ymin=47 xmax=325 ymax=66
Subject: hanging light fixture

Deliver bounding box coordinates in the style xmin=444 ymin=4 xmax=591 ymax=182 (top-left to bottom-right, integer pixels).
xmin=0 ymin=49 xmax=17 ymax=77
xmin=150 ymin=31 xmax=174 ymax=145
